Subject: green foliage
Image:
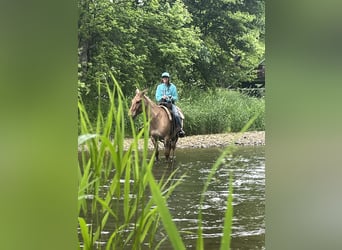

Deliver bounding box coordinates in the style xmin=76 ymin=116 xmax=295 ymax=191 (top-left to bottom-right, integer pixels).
xmin=78 ymin=0 xmax=265 ymax=108
xmin=78 ymin=0 xmax=202 ymax=100
xmin=180 ymin=88 xmax=265 ymax=134
xmin=184 ymin=0 xmax=265 ymax=88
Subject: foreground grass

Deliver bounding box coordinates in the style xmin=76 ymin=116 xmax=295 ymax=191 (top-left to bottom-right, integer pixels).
xmin=78 ymin=77 xmax=181 ymax=249
xmin=77 ymin=75 xmax=258 ymax=249
xmin=78 ymin=76 xmax=190 ymax=249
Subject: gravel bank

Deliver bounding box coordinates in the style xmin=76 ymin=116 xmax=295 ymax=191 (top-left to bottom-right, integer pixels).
xmin=123 ymin=131 xmax=265 ymax=150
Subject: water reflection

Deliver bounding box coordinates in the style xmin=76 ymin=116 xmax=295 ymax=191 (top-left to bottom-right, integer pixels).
xmin=153 ymin=146 xmax=265 ymax=250
xmin=81 ymin=146 xmax=265 ymax=249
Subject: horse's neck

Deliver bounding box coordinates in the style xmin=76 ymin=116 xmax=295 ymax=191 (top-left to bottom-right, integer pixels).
xmin=142 ymin=96 xmax=171 ymax=138
xmin=143 ymin=96 xmax=159 ymax=118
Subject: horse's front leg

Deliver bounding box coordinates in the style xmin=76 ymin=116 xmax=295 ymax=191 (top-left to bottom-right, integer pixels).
xmin=151 ymin=136 xmax=159 ymax=161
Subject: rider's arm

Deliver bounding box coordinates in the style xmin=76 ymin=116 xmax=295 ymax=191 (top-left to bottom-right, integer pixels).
xmin=155 ymin=84 xmax=165 ymax=102
xmin=169 ymin=84 xmax=179 ymax=102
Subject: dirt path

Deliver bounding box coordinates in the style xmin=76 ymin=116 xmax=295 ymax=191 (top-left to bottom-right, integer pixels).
xmin=123 ymin=131 xmax=265 ymax=150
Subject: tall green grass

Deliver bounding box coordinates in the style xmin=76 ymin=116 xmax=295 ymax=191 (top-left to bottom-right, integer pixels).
xmin=80 ymin=87 xmax=264 ymax=137
xmin=78 ymin=75 xmax=185 ymax=249
xmin=77 ymin=75 xmax=258 ymax=249
xmin=180 ymin=88 xmax=265 ymax=134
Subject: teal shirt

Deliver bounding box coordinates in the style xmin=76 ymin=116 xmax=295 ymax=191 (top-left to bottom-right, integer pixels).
xmin=155 ymin=83 xmax=179 ymax=103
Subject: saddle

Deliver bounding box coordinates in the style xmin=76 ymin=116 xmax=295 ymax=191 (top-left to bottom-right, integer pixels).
xmin=159 ymin=105 xmax=172 ymax=121
xmin=158 ymin=103 xmax=184 ymax=121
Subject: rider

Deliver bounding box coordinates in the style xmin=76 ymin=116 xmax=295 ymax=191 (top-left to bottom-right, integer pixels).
xmin=155 ymin=72 xmax=185 ymax=137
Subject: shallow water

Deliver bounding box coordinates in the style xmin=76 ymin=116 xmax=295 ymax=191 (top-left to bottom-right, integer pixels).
xmin=151 ymin=146 xmax=265 ymax=249
xmin=81 ymin=146 xmax=265 ymax=249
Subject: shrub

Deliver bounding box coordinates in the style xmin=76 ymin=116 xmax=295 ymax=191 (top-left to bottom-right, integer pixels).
xmin=180 ymin=88 xmax=265 ymax=135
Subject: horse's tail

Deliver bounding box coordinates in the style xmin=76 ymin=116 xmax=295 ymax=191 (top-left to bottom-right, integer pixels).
xmin=171 ymin=113 xmax=177 ymax=136
xmin=169 ymin=113 xmax=179 ymax=152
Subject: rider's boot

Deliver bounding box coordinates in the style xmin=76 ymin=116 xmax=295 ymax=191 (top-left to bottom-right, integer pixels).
xmin=176 ymin=117 xmax=185 ymax=137
xmin=174 ymin=115 xmax=185 ymax=137
xmin=178 ymin=128 xmax=185 ymax=137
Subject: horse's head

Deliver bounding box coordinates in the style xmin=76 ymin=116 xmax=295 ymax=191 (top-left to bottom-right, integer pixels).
xmin=128 ymin=89 xmax=147 ymax=119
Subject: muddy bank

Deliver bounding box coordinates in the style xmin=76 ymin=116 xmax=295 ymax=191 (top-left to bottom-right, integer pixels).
xmin=123 ymin=131 xmax=265 ymax=150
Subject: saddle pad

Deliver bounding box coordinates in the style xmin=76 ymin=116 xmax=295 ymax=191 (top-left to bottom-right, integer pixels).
xmin=159 ymin=105 xmax=172 ymax=121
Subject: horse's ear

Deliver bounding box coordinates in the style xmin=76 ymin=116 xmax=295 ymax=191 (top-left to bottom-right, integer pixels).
xmin=135 ymin=89 xmax=140 ymax=94
xmin=142 ymin=89 xmax=148 ymax=95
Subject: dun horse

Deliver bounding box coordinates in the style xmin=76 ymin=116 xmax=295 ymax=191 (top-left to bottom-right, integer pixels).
xmin=128 ymin=89 xmax=181 ymax=161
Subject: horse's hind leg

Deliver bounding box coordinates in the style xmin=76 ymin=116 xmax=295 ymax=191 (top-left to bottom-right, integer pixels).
xmin=151 ymin=137 xmax=159 ymax=161
xmin=170 ymin=138 xmax=178 ymax=161
xmin=164 ymin=139 xmax=171 ymax=161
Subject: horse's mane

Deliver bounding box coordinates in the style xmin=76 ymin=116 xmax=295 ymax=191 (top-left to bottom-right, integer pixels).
xmin=142 ymin=93 xmax=172 ymax=120
xmin=143 ymin=94 xmax=158 ymax=107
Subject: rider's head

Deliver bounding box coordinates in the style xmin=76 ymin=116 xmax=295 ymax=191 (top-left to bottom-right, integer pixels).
xmin=161 ymin=72 xmax=170 ymax=78
xmin=161 ymin=72 xmax=170 ymax=84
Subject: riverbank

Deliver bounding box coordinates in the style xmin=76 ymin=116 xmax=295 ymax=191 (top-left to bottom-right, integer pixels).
xmin=123 ymin=131 xmax=265 ymax=150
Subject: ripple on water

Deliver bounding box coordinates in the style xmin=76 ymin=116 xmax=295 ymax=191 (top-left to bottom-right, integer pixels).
xmin=85 ymin=146 xmax=265 ymax=250
xmin=166 ymin=146 xmax=265 ymax=249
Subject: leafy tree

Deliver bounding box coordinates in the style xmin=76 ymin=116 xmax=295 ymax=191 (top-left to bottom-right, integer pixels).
xmin=78 ymin=0 xmax=202 ymax=109
xmin=136 ymin=0 xmax=202 ymax=92
xmin=183 ymin=0 xmax=265 ymax=88
xmin=77 ymin=0 xmax=265 ymax=121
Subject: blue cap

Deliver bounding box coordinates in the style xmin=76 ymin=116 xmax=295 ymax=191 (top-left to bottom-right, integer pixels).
xmin=161 ymin=72 xmax=170 ymax=78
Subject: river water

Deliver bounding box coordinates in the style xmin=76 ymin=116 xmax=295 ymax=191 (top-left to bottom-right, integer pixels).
xmin=81 ymin=146 xmax=265 ymax=249
xmin=151 ymin=146 xmax=265 ymax=249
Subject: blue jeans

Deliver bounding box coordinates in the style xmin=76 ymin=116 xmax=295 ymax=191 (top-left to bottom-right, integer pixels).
xmin=171 ymin=104 xmax=182 ymax=128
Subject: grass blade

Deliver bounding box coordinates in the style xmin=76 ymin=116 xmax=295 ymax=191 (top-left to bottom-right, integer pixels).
xmin=78 ymin=217 xmax=91 ymax=250
xmin=220 ymin=173 xmax=234 ymax=250
xmin=147 ymin=164 xmax=186 ymax=250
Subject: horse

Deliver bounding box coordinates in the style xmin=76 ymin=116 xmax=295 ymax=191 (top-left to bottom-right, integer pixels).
xmin=128 ymin=89 xmax=180 ymax=161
